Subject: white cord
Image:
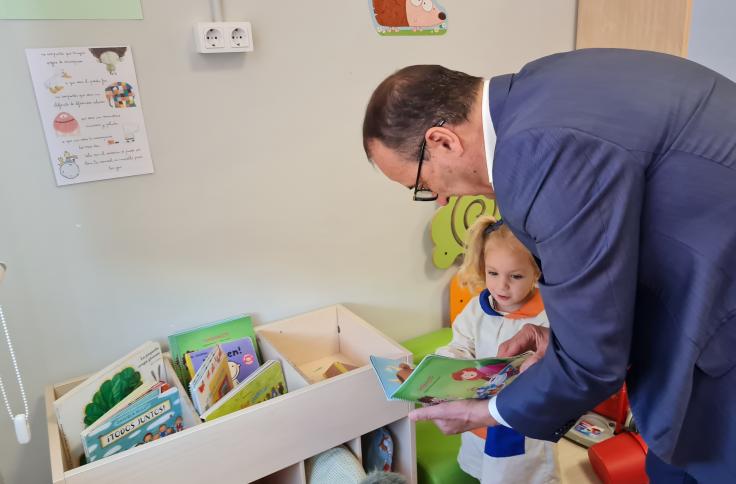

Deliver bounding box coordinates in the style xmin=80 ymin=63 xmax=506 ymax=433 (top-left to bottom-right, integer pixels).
xmin=210 ymin=0 xmax=223 ymax=22
xmin=0 ymin=305 xmax=28 ymax=422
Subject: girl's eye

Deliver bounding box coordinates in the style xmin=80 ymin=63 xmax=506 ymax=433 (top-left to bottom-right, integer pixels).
xmin=511 ymin=274 xmax=524 ymax=280
xmin=487 ymin=271 xmax=498 ymax=276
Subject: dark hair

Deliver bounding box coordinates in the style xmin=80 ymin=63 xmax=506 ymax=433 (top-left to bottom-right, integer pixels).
xmin=362 ymin=65 xmax=482 ymax=160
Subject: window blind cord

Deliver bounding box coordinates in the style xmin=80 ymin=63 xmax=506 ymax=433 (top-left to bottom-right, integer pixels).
xmin=0 ymin=305 xmax=28 ymax=424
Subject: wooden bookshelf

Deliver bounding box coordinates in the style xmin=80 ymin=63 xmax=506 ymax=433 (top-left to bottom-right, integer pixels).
xmin=46 ymin=305 xmax=417 ymax=483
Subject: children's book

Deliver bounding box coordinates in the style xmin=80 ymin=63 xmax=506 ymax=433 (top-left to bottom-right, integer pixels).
xmin=200 ymin=360 xmax=287 ymax=422
xmin=53 ymin=341 xmax=165 ymax=467
xmin=188 ymin=344 xmax=234 ymax=414
xmin=83 ymin=381 xmax=168 ymax=436
xmin=81 ymin=385 xmax=184 ymax=463
xmin=185 ymin=337 xmax=260 ymax=385
xmin=369 ymin=352 xmax=531 ymax=404
xmin=167 ymin=314 xmax=258 ymax=390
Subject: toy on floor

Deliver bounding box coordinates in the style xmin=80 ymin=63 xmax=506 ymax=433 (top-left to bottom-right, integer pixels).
xmin=588 ymin=431 xmax=648 ymax=484
xmin=564 ymin=385 xmax=650 ymax=484
xmin=566 ymin=412 xmax=617 ymax=447
xmin=360 ymin=471 xmax=407 ymax=484
xmin=362 ymin=427 xmax=394 ymax=472
xmin=305 ymin=445 xmax=366 ymax=484
xmin=322 ymin=361 xmax=358 ymax=379
xmin=566 ymin=384 xmax=630 ymax=447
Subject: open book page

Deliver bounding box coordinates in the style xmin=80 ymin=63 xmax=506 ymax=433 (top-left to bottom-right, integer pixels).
xmin=370 ymin=352 xmax=531 ymax=403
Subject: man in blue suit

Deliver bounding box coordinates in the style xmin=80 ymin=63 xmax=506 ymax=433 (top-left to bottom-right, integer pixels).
xmin=363 ymin=49 xmax=736 ymax=482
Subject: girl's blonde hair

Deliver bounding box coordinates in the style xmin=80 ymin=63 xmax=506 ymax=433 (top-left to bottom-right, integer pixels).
xmin=458 ymin=216 xmax=540 ymax=291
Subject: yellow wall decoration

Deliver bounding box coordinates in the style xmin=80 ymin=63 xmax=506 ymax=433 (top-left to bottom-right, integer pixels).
xmin=431 ymin=195 xmax=500 ymax=269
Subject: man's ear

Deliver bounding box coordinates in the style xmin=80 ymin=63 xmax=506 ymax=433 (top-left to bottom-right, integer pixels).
xmin=426 ymin=126 xmax=464 ymax=156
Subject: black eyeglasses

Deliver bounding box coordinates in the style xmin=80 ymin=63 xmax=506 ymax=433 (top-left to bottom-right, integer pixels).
xmin=413 ymin=119 xmax=446 ymax=202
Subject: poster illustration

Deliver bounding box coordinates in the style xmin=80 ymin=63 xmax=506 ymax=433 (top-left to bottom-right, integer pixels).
xmin=369 ymin=0 xmax=448 ymax=36
xmin=1 ymin=0 xmax=142 ymax=20
xmin=26 ymin=46 xmax=154 ymax=186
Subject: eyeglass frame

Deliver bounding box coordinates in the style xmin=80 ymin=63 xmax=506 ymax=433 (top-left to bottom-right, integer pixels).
xmin=413 ymin=119 xmax=446 ymax=202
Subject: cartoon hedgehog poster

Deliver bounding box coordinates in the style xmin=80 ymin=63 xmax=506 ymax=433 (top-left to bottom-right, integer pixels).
xmin=370 ymin=0 xmax=447 ymax=35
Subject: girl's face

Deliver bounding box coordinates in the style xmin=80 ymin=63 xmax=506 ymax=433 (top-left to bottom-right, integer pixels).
xmin=484 ymin=241 xmax=538 ymax=312
xmin=461 ymin=370 xmax=478 ymax=380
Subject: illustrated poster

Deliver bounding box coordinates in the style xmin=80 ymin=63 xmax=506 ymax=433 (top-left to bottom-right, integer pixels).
xmin=1 ymin=1 xmax=142 ymax=20
xmin=26 ymin=46 xmax=154 ymax=186
xmin=368 ymin=0 xmax=448 ymax=36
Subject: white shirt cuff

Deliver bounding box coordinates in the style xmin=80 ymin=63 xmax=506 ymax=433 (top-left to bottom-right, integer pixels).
xmin=488 ymin=396 xmax=511 ymax=428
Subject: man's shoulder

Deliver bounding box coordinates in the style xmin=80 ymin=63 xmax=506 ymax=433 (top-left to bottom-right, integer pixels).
xmin=494 ymin=49 xmax=718 ymax=146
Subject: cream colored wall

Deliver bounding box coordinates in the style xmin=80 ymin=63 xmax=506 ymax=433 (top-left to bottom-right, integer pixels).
xmin=0 ymin=1 xmax=575 ymax=482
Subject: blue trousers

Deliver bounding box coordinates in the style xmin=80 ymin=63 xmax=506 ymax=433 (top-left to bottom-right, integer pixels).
xmin=646 ymin=452 xmax=696 ymax=483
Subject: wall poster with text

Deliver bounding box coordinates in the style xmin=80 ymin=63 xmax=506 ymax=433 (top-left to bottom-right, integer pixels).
xmin=26 ymin=46 xmax=154 ymax=186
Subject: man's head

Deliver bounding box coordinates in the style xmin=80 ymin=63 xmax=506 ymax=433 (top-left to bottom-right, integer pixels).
xmin=363 ymin=65 xmax=493 ymax=205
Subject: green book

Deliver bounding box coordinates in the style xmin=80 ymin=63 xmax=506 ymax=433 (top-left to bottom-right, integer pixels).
xmin=370 ymin=352 xmax=531 ymax=404
xmin=200 ymin=360 xmax=287 ymax=422
xmin=167 ymin=314 xmax=258 ymax=390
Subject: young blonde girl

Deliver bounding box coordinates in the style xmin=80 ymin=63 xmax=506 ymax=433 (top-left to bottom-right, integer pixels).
xmin=435 ymin=216 xmax=559 ymax=484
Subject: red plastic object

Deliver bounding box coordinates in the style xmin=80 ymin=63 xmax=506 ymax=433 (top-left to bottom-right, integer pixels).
xmin=588 ymin=432 xmax=649 ymax=484
xmin=593 ymin=385 xmax=629 ymax=433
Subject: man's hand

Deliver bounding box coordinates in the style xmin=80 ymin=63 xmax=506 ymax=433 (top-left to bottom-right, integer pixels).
xmin=497 ymin=324 xmax=550 ymax=372
xmin=408 ymin=399 xmax=497 ymax=434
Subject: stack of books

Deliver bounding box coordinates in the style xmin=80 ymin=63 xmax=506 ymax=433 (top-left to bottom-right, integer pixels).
xmin=54 ymin=314 xmax=289 ymax=468
xmin=168 ymin=314 xmax=288 ymax=422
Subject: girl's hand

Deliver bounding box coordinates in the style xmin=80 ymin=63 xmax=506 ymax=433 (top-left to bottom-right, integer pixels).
xmin=497 ymin=324 xmax=550 ymax=372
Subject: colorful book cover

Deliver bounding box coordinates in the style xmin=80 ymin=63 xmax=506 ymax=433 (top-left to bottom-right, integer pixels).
xmin=201 ymin=360 xmax=287 ymax=422
xmin=369 ymin=352 xmax=531 ymax=404
xmin=81 ymin=386 xmax=184 ymax=463
xmin=185 ymin=337 xmax=260 ymax=384
xmin=188 ymin=344 xmax=234 ymax=414
xmin=53 ymin=341 xmax=165 ymax=467
xmin=167 ymin=314 xmax=257 ymax=390
xmin=83 ymin=381 xmax=167 ymax=437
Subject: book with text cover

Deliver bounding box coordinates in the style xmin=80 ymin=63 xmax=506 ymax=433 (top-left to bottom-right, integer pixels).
xmin=370 ymin=352 xmax=531 ymax=404
xmin=201 ymin=360 xmax=287 ymax=422
xmin=185 ymin=336 xmax=260 ymax=385
xmin=53 ymin=341 xmax=165 ymax=467
xmin=189 ymin=344 xmax=234 ymax=414
xmin=168 ymin=314 xmax=258 ymax=390
xmin=82 ymin=381 xmax=168 ymax=437
xmin=81 ymin=385 xmax=184 ymax=463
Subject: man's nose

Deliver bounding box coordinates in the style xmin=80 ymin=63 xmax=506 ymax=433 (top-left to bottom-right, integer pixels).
xmin=436 ymin=196 xmax=450 ymax=206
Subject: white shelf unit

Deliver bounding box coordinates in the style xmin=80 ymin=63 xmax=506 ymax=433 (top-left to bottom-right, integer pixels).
xmin=46 ymin=305 xmax=416 ymax=484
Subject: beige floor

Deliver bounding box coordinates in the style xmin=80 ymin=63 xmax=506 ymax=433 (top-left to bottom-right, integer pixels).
xmin=557 ymin=438 xmax=600 ymax=484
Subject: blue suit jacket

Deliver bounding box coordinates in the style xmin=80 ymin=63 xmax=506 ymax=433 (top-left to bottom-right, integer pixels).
xmin=489 ymin=49 xmax=736 ymax=479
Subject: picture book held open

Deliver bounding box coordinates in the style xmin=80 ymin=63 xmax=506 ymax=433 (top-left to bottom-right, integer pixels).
xmin=370 ymin=352 xmax=532 ymax=404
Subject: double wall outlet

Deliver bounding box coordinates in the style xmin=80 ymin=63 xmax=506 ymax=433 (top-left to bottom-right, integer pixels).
xmin=194 ymin=22 xmax=253 ymax=53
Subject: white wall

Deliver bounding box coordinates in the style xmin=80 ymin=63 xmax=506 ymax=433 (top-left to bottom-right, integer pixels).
xmin=688 ymin=0 xmax=736 ymax=81
xmin=0 ymin=1 xmax=575 ymax=482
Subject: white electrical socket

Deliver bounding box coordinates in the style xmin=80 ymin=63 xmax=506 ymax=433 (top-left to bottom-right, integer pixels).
xmin=194 ymin=23 xmax=225 ymax=52
xmin=194 ymin=21 xmax=253 ymax=54
xmin=225 ymin=22 xmax=253 ymax=52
